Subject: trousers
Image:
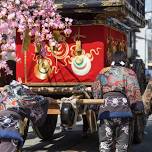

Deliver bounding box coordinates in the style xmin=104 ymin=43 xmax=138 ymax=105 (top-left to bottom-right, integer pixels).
xmin=98 ymin=118 xmax=132 ymax=152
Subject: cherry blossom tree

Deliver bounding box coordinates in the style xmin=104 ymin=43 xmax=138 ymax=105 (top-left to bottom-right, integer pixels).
xmin=0 ymin=0 xmax=72 ymax=75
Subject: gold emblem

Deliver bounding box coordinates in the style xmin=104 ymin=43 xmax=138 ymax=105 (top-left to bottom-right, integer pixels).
xmin=34 ymin=58 xmax=52 ymax=80
xmin=75 ymin=56 xmax=84 ymax=65
xmin=71 ymin=55 xmax=91 ymax=76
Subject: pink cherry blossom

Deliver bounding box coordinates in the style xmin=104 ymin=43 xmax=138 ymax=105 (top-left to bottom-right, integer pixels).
xmin=11 ymin=52 xmax=16 ymax=58
xmin=7 ymin=13 xmax=16 ymax=20
xmin=0 ymin=0 xmax=73 ymax=75
xmin=64 ymin=28 xmax=72 ymax=37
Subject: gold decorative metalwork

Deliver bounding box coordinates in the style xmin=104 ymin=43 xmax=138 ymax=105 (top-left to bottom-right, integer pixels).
xmin=34 ymin=58 xmax=52 ymax=80
xmin=35 ymin=42 xmax=41 ymax=54
xmin=77 ymin=3 xmax=87 ymax=8
xmin=47 ymin=42 xmax=69 ymax=60
xmin=101 ymin=0 xmax=123 ymax=6
xmin=75 ymin=40 xmax=82 ymax=55
xmin=106 ymin=33 xmax=126 ymax=65
xmin=33 ymin=40 xmax=102 ymax=80
xmin=31 ymin=27 xmax=102 ymax=80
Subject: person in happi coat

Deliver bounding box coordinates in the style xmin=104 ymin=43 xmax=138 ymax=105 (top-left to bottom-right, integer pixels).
xmin=0 ymin=60 xmax=48 ymax=152
xmin=142 ymin=79 xmax=152 ymax=116
xmin=92 ymin=51 xmax=144 ymax=152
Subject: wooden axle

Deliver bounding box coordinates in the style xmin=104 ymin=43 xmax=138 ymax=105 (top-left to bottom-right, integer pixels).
xmin=47 ymin=98 xmax=104 ymax=115
xmin=78 ymin=99 xmax=104 ymax=105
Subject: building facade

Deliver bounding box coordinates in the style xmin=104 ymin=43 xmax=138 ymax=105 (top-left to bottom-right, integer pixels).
xmin=136 ymin=0 xmax=152 ymax=70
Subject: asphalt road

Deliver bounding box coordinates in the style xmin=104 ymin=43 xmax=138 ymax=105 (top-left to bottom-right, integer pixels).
xmin=23 ymin=116 xmax=152 ymax=152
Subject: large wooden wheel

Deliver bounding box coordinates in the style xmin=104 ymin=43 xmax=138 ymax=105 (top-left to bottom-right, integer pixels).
xmin=33 ymin=114 xmax=58 ymax=140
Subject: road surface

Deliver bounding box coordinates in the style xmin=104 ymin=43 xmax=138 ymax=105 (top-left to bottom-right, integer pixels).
xmin=23 ymin=116 xmax=152 ymax=152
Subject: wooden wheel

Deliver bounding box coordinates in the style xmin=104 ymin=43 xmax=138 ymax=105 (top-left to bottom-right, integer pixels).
xmin=33 ymin=114 xmax=58 ymax=140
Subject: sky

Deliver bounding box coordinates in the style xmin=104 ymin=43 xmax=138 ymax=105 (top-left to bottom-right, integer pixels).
xmin=145 ymin=0 xmax=152 ymax=13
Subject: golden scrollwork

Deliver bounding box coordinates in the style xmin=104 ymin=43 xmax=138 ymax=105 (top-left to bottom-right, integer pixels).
xmin=106 ymin=36 xmax=126 ymax=65
xmin=33 ymin=28 xmax=102 ymax=79
xmin=86 ymin=48 xmax=100 ymax=61
xmin=46 ymin=43 xmax=69 ymax=60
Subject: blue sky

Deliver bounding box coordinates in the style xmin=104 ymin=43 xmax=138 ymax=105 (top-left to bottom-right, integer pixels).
xmin=145 ymin=0 xmax=152 ymax=12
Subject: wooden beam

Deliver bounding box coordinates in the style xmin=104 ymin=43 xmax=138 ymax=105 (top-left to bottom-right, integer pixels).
xmin=47 ymin=98 xmax=104 ymax=115
xmin=78 ymin=99 xmax=105 ymax=105
xmin=29 ymin=86 xmax=91 ymax=95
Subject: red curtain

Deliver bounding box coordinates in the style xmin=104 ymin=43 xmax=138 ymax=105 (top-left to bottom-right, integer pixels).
xmin=16 ymin=25 xmax=126 ymax=84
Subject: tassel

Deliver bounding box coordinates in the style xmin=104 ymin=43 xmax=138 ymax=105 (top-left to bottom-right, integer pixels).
xmin=22 ymin=29 xmax=31 ymax=52
xmin=35 ymin=42 xmax=41 ymax=54
xmin=75 ymin=40 xmax=82 ymax=56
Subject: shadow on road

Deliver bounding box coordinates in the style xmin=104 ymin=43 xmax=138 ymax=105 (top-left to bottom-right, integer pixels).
xmin=23 ymin=117 xmax=152 ymax=152
xmin=23 ymin=129 xmax=98 ymax=152
xmin=132 ymin=117 xmax=152 ymax=152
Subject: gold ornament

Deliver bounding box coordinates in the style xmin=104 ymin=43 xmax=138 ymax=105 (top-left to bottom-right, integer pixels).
xmin=75 ymin=40 xmax=82 ymax=56
xmin=75 ymin=55 xmax=84 ymax=65
xmin=34 ymin=58 xmax=52 ymax=80
xmin=35 ymin=42 xmax=41 ymax=54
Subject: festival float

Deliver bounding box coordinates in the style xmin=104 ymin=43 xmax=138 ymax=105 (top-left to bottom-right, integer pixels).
xmin=0 ymin=0 xmax=146 ymax=144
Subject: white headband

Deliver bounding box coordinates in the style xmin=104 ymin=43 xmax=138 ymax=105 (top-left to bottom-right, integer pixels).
xmin=111 ymin=61 xmax=125 ymax=66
